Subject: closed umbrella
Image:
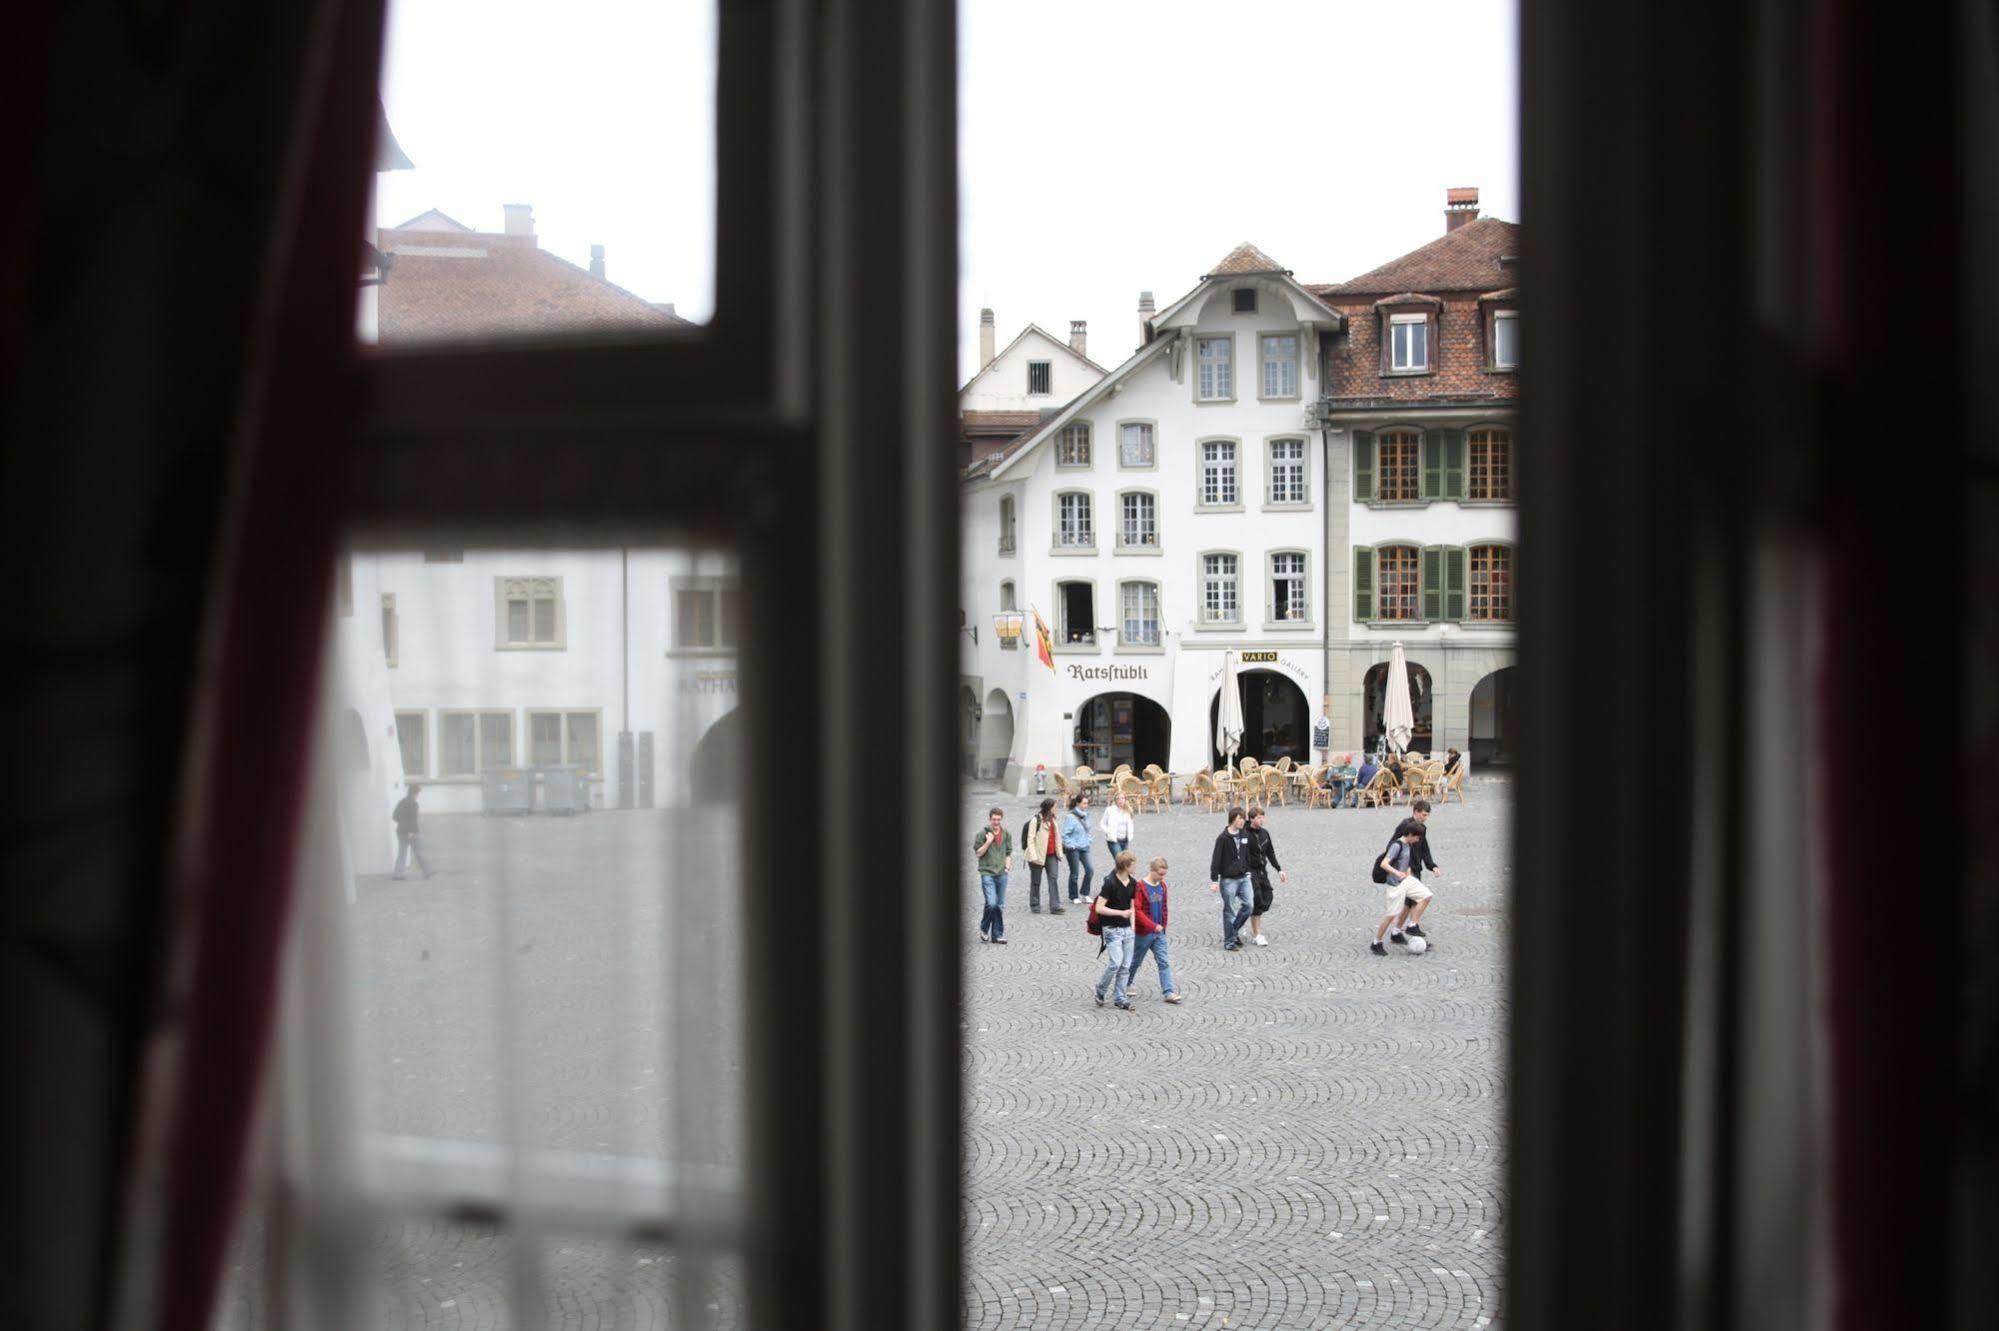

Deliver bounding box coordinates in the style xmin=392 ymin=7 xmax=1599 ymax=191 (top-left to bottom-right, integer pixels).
xmin=1383 ymin=641 xmax=1415 ymax=754
xmin=1215 ymin=650 xmax=1244 ymax=769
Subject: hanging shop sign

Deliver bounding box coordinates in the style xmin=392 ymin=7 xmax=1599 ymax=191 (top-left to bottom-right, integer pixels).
xmin=993 ymin=613 xmax=1024 ymax=642
xmin=1240 ymin=651 xmax=1279 ymax=663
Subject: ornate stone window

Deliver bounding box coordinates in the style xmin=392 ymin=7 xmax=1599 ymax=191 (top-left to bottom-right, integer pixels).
xmin=496 ymin=576 xmax=564 ymax=649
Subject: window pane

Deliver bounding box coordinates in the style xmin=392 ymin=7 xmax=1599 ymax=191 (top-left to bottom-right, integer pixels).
xmin=1494 ymin=313 xmax=1519 ymax=366
xmin=507 ymin=598 xmax=529 ymax=643
xmin=533 ymin=597 xmax=557 ymax=644
xmin=530 ymin=712 xmax=562 ymax=764
xmin=396 ymin=712 xmax=426 ymax=776
xmin=365 ymin=0 xmax=718 ymax=343
xmin=480 ymin=711 xmax=512 ymax=768
xmin=565 ymin=712 xmax=600 ymax=770
xmin=441 ymin=713 xmax=475 ymax=776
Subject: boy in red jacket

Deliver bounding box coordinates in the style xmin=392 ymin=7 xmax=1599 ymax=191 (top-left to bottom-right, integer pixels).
xmin=1127 ymin=856 xmax=1182 ymax=1004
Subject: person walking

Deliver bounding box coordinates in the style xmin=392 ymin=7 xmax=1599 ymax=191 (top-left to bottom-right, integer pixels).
xmin=1245 ymin=805 xmax=1287 ymax=947
xmin=1100 ymin=790 xmax=1135 ymax=862
xmin=1092 ymin=850 xmax=1139 ymax=1009
xmin=1207 ymin=807 xmax=1256 ymax=951
xmin=1127 ymin=855 xmax=1181 ymax=1003
xmin=1371 ymin=823 xmax=1431 ymax=955
xmin=1061 ymin=794 xmax=1094 ymax=906
xmin=1022 ymin=797 xmax=1063 ymax=914
xmin=391 ymin=784 xmax=435 ymax=880
xmin=973 ymin=805 xmax=1013 ymax=944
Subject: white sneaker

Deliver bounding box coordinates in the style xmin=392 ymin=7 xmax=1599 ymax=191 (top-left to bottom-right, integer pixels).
xmin=1254 ymin=934 xmax=1270 ymax=947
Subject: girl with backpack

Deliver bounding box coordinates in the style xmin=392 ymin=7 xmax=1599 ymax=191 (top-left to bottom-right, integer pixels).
xmin=1022 ymin=798 xmax=1063 ymax=913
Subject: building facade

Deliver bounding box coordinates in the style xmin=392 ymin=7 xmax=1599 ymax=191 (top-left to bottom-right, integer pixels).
xmin=958 ymin=313 xmax=1105 ymax=468
xmin=1310 ymin=189 xmax=1519 ymax=764
xmin=960 ymin=245 xmax=1343 ymax=789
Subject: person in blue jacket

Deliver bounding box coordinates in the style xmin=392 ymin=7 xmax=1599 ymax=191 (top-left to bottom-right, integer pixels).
xmin=1061 ymin=793 xmax=1095 ymax=905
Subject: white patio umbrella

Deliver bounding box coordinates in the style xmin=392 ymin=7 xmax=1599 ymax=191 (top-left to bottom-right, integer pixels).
xmin=1383 ymin=641 xmax=1415 ymax=754
xmin=1215 ymin=650 xmax=1245 ymax=768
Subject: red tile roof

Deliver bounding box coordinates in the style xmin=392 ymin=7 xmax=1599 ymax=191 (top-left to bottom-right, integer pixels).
xmin=1308 ymin=216 xmax=1521 ymax=297
xmin=961 ymin=410 xmax=1043 ymax=435
xmin=378 ymin=219 xmax=691 ymax=341
xmin=1205 ymin=242 xmax=1290 ymax=277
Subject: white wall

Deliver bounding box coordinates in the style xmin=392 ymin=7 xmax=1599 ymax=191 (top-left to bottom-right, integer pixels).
xmin=960 ymin=326 xmax=1102 ymax=412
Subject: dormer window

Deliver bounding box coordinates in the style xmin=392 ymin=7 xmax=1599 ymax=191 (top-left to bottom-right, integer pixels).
xmin=1388 ymin=313 xmax=1431 ymax=373
xmin=1027 ymin=360 xmax=1052 ymax=395
xmin=1232 ymin=288 xmax=1257 ymax=314
xmin=1491 ymin=310 xmax=1519 ymax=369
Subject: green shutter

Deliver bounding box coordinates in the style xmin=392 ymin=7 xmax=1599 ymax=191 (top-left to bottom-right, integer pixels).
xmin=1422 ymin=545 xmax=1444 ymax=620
xmin=1441 ymin=429 xmax=1466 ymax=499
xmin=1444 ymin=545 xmax=1467 ymax=620
xmin=1352 ymin=430 xmax=1374 ymax=501
xmin=1352 ymin=546 xmax=1374 ymax=622
xmin=1422 ymin=432 xmax=1444 ymax=499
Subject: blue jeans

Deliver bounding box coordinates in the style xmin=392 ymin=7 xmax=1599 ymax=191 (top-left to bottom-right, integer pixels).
xmin=979 ymin=871 xmax=1007 ymax=940
xmin=1096 ymin=926 xmax=1134 ymax=1005
xmin=1105 ymin=838 xmax=1129 ymax=864
xmin=1064 ymin=846 xmax=1094 ymax=902
xmin=393 ymin=832 xmax=432 ymax=878
xmin=1328 ymin=778 xmax=1353 ymax=807
xmin=1219 ymin=875 xmax=1253 ymax=945
xmin=1128 ymin=930 xmax=1177 ymax=996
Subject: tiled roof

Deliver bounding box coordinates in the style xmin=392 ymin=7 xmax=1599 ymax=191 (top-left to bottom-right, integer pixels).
xmin=961 ymin=410 xmax=1043 ymax=435
xmin=1205 ymin=242 xmax=1290 ymax=277
xmin=378 ymin=220 xmax=691 ymax=341
xmin=1372 ymin=291 xmax=1445 ymax=308
xmin=1308 ymin=216 xmax=1521 ymax=296
xmin=1480 ymin=286 xmax=1518 ymax=301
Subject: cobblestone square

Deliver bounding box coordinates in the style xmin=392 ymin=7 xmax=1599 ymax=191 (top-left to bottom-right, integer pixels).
xmin=962 ymin=780 xmax=1510 ymax=1330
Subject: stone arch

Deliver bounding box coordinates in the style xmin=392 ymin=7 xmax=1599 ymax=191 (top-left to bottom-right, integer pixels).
xmin=978 ymin=689 xmax=1014 ymax=780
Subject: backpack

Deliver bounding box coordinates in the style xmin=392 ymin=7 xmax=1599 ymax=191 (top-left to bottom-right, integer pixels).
xmin=1020 ymin=817 xmax=1033 ymax=848
xmin=1085 ymin=897 xmax=1102 ymax=936
xmin=1370 ymin=834 xmax=1399 ymax=884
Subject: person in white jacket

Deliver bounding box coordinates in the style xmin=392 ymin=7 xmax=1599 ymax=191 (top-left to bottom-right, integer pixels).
xmin=1100 ymin=791 xmax=1136 ymax=862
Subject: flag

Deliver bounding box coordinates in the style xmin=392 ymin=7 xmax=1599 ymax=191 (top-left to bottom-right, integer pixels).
xmin=1030 ymin=607 xmax=1056 ymax=671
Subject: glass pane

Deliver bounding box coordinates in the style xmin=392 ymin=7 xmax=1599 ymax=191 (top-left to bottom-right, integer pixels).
xmin=567 ymin=712 xmax=600 ymax=770
xmin=364 ymin=0 xmax=718 ymax=343
xmin=533 ymin=597 xmax=557 ymax=644
xmin=531 ymin=711 xmax=562 ymax=764
xmin=507 ymin=598 xmax=529 ymax=643
xmin=396 ymin=713 xmax=426 ymax=775
xmin=441 ymin=713 xmax=475 ymax=775
xmin=480 ymin=711 xmax=513 ymax=767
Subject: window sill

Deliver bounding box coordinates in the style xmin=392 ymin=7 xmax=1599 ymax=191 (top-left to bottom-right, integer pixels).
xmin=1485 ymin=365 xmax=1518 ymax=374
xmin=1194 ymin=396 xmax=1238 ymax=405
xmin=1188 ymin=620 xmax=1245 ymax=633
xmin=1364 ymin=499 xmax=1429 ymax=509
xmin=495 ymin=642 xmax=566 ymax=652
xmin=1114 ymin=544 xmax=1164 ymax=556
xmin=1114 ymin=643 xmax=1166 ymax=655
xmin=1382 ymin=369 xmax=1434 ymax=378
xmin=1363 ymin=619 xmax=1432 ymax=629
xmin=1048 ymin=545 xmax=1100 ymax=557
xmin=1457 ymin=618 xmax=1517 ymax=630
xmin=1261 ymin=502 xmax=1314 ymax=514
xmin=665 ymin=647 xmax=739 ymax=660
xmin=1261 ymin=621 xmax=1318 ymax=633
xmin=1459 ymin=499 xmax=1518 ymax=508
xmin=1115 ymin=461 xmax=1159 ymax=471
xmin=1257 ymin=394 xmax=1302 ymax=404
xmin=997 ymin=545 xmax=1018 ymax=557
xmin=1051 ymin=641 xmax=1103 ymax=655
xmin=1054 ymin=463 xmax=1094 ymax=471
xmin=1194 ymin=503 xmax=1246 ymax=514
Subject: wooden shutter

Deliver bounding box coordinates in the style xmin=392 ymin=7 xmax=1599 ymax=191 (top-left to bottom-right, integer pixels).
xmin=1444 ymin=545 xmax=1468 ymax=620
xmin=1422 ymin=431 xmax=1444 ymax=499
xmin=1352 ymin=546 xmax=1374 ymax=621
xmin=1422 ymin=545 xmax=1444 ymax=620
xmin=1352 ymin=429 xmax=1375 ymax=501
xmin=1441 ymin=428 xmax=1466 ymax=499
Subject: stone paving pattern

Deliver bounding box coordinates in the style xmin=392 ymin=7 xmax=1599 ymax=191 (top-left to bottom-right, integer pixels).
xmin=962 ymin=780 xmax=1509 ymax=1330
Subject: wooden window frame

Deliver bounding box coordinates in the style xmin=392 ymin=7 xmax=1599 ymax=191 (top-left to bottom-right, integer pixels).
xmin=1055 ymin=422 xmax=1092 ymax=468
xmin=1376 ymin=430 xmax=1423 ymax=503
xmin=1117 ymin=579 xmax=1163 ymax=650
xmin=1373 ymin=544 xmax=1422 ymax=622
xmin=1467 ymin=427 xmax=1515 ymax=502
xmin=1197 ymin=438 xmax=1241 ymax=509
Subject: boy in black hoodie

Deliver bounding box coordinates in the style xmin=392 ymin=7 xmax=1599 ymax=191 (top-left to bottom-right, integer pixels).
xmin=1245 ymin=806 xmax=1287 ymax=947
xmin=1207 ymin=807 xmax=1255 ymax=951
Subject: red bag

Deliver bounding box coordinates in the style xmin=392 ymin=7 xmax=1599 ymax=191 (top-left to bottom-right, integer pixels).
xmin=1085 ymin=898 xmax=1102 ymax=936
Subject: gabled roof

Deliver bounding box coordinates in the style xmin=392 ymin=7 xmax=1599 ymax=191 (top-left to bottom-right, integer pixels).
xmin=1204 ymin=241 xmax=1291 ymax=277
xmin=1373 ymin=291 xmax=1446 ymax=308
xmin=983 ymin=334 xmax=1179 ymax=482
xmin=378 ymin=218 xmax=691 ymax=340
xmin=962 ymin=410 xmax=1044 ymax=436
xmin=1309 ymin=216 xmax=1521 ymax=297
xmin=958 ymin=322 xmax=1107 ymax=394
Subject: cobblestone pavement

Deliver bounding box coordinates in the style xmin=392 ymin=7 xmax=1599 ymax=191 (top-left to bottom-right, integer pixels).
xmin=962 ymin=779 xmax=1510 ymax=1330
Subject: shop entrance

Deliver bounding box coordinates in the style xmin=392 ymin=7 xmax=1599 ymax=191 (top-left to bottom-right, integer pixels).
xmin=1072 ymin=693 xmax=1170 ymax=772
xmin=1209 ymin=670 xmax=1311 ymax=768
xmin=1469 ymin=666 xmax=1516 ymax=766
xmin=1362 ymin=661 xmax=1435 ymax=754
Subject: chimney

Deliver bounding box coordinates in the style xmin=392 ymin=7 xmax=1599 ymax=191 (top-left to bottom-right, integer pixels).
xmin=979 ymin=307 xmax=996 ymax=369
xmin=589 ymin=243 xmax=606 ymax=279
xmin=503 ymin=203 xmax=536 ymax=242
xmin=1069 ymin=320 xmax=1087 ymax=360
xmin=1137 ymin=290 xmax=1156 ymax=345
xmin=1445 ymin=186 xmax=1480 ymax=233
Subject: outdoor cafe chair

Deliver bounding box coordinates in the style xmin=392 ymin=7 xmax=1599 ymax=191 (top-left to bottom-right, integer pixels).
xmin=1262 ymin=767 xmax=1289 ymax=806
xmin=1441 ymin=764 xmax=1469 ymax=803
xmin=1148 ymin=771 xmax=1172 ymax=807
xmin=1305 ymin=767 xmax=1334 ymax=809
xmin=1355 ymin=768 xmax=1394 ymax=808
xmin=1052 ymin=770 xmax=1076 ymax=800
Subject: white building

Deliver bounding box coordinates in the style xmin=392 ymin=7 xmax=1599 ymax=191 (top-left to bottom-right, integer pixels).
xmin=958 ymin=312 xmax=1106 ymax=470
xmin=960 ymin=244 xmax=1344 ymax=789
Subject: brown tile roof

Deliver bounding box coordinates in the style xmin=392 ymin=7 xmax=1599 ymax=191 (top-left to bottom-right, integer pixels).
xmin=1308 ymin=216 xmax=1521 ymax=297
xmin=1371 ymin=291 xmax=1445 ymax=308
xmin=1205 ymin=242 xmax=1290 ymax=277
xmin=961 ymin=410 xmax=1043 ymax=436
xmin=378 ymin=219 xmax=691 ymax=341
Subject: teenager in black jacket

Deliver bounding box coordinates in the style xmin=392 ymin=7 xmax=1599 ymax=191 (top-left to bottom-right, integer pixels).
xmin=1245 ymin=806 xmax=1288 ymax=947
xmin=1206 ymin=807 xmax=1256 ymax=950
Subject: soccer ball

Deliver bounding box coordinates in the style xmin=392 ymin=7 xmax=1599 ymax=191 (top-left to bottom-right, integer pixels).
xmin=1406 ymin=935 xmax=1428 ymax=955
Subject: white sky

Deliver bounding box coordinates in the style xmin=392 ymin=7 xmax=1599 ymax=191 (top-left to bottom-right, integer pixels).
xmin=372 ymin=0 xmax=1518 ymax=361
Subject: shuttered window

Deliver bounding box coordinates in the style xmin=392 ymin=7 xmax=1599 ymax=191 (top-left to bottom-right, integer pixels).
xmin=1352 ymin=546 xmax=1374 ymax=621
xmin=1377 ymin=431 xmax=1421 ymax=501
xmin=1376 ymin=545 xmax=1421 ymax=620
xmin=1470 ymin=544 xmax=1512 ymax=620
xmin=1423 ymin=429 xmax=1466 ymax=500
xmin=1468 ymin=429 xmax=1513 ymax=500
xmin=1352 ymin=429 xmax=1375 ymax=501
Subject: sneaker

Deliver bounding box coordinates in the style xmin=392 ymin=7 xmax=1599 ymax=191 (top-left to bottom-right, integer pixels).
xmin=979 ymin=927 xmax=989 ymax=942
xmin=1031 ymin=905 xmax=1043 ymax=914
xmin=1095 ymin=991 xmax=1106 ymax=1007
xmin=993 ymin=937 xmax=1008 ymax=945
xmin=1389 ymin=932 xmax=1407 ymax=946
xmin=1163 ymin=993 xmax=1183 ymax=1004
xmin=1370 ymin=941 xmax=1388 ymax=956
xmin=1049 ymin=907 xmax=1066 ymax=915
xmin=1115 ymin=1002 xmax=1133 ymax=1011
xmin=1405 ymin=923 xmax=1426 ymax=938
xmin=1224 ymin=938 xmax=1242 ymax=952
xmin=1254 ymin=934 xmax=1270 ymax=947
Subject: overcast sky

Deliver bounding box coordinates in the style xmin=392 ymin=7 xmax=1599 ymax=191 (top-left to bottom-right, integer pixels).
xmin=373 ymin=0 xmax=1518 ymax=369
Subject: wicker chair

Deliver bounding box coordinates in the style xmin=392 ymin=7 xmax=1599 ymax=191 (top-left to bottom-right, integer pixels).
xmin=1149 ymin=770 xmax=1172 ymax=808
xmin=1187 ymin=771 xmax=1221 ymax=812
xmin=1051 ymin=770 xmax=1076 ymax=801
xmin=1260 ymin=767 xmax=1290 ymax=807
xmin=1440 ymin=764 xmax=1469 ymax=803
xmin=1305 ymin=766 xmax=1334 ymax=809
xmin=1117 ymin=772 xmax=1153 ymax=813
xmin=1355 ymin=768 xmax=1395 ymax=808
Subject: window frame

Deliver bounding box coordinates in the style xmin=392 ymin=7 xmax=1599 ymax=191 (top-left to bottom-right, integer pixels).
xmin=1374 ymin=428 xmax=1424 ymax=504
xmin=1265 ymin=549 xmax=1314 ymax=630
xmin=434 ymin=708 xmax=518 ymax=781
xmin=1466 ymin=425 xmax=1516 ymax=503
xmin=1194 ymin=549 xmax=1243 ymax=629
xmin=1196 ymin=437 xmax=1243 ymax=511
xmin=1258 ymin=331 xmax=1301 ymax=400
xmin=1116 ymin=578 xmax=1164 ymax=651
xmin=1264 ymin=435 xmax=1312 ymax=510
xmin=1051 ymin=489 xmax=1096 ymax=553
xmin=1231 ymin=287 xmax=1258 ymax=315
xmin=1114 ymin=419 xmax=1156 ymax=470
xmin=1467 ymin=540 xmax=1516 ymax=622
xmin=669 ymin=574 xmax=742 ymax=656
xmin=1194 ymin=334 xmax=1235 ymax=402
xmin=1386 ymin=310 xmax=1433 ymax=375
xmin=380 ymin=591 xmax=399 ymax=667
xmin=1054 ymin=422 xmax=1092 ymax=469
xmin=524 ymin=706 xmax=605 ymax=776
xmin=494 ymin=574 xmax=566 ymax=650
xmin=1370 ymin=543 xmax=1424 ymax=622
xmin=1115 ymin=487 xmax=1162 ymax=553
xmin=1026 ymin=359 xmax=1053 ymax=395
xmin=1489 ymin=308 xmax=1520 ymax=370
xmin=394 ymin=709 xmax=428 ymax=778
xmin=1051 ymin=577 xmax=1101 ymax=650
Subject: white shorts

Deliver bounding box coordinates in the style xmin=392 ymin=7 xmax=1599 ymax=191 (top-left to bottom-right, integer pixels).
xmin=1387 ymin=877 xmax=1431 ymax=914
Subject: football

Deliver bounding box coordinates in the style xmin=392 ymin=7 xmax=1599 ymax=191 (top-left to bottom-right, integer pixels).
xmin=1406 ymin=935 xmax=1429 ymax=955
